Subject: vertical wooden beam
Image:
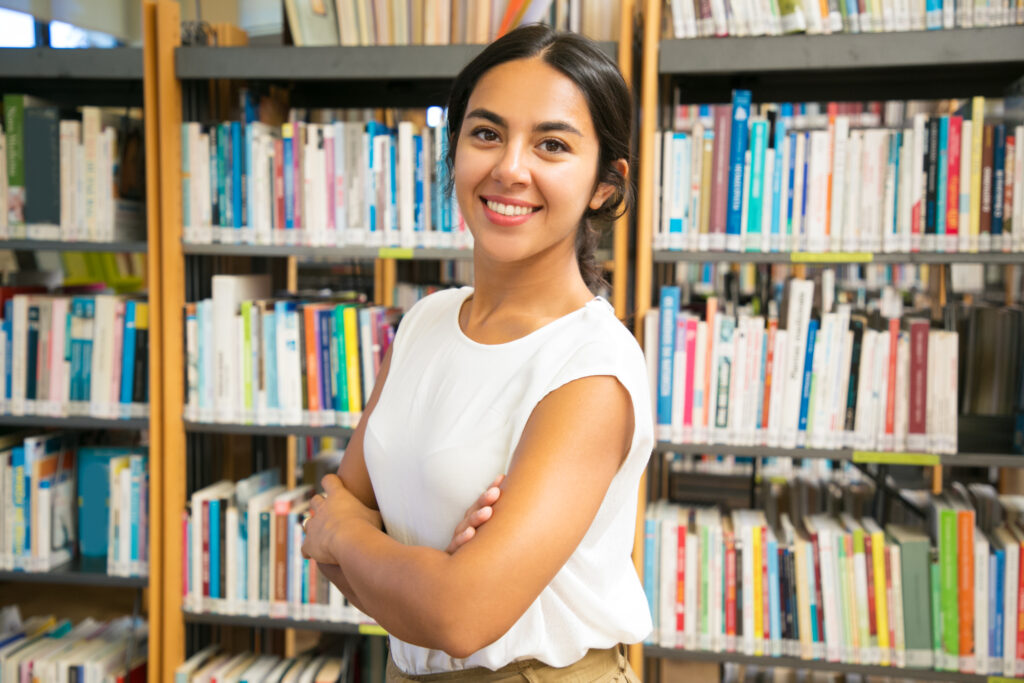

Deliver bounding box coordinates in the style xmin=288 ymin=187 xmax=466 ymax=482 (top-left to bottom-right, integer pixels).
xmin=141 ymin=3 xmax=163 ymax=679
xmin=612 ymin=0 xmax=636 ymax=321
xmin=153 ymin=1 xmax=185 ymax=678
xmin=374 ymin=258 xmax=385 ymax=304
xmin=382 ymin=259 xmax=397 ymax=306
xmin=285 ymin=255 xmax=299 ymax=658
xmin=629 ymin=2 xmax=661 ymax=676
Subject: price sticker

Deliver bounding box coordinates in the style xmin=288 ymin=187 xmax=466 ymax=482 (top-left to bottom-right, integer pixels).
xmin=378 ymin=247 xmax=415 ymax=260
xmin=359 ymin=624 xmax=389 ymax=636
xmin=852 ymin=451 xmax=939 ymax=466
xmin=791 ymin=252 xmax=874 ymax=263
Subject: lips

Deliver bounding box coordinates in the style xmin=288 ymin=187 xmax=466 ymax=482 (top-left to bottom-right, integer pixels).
xmin=480 ymin=197 xmax=541 ymax=226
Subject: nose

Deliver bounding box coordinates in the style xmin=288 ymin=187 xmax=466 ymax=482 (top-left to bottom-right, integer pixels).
xmin=490 ymin=141 xmax=531 ymax=187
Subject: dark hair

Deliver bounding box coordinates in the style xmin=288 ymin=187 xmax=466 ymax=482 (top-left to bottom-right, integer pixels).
xmin=445 ymin=24 xmax=633 ymax=292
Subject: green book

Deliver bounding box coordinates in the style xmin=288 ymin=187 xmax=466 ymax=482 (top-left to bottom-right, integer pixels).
xmin=937 ymin=500 xmax=959 ymax=670
xmin=3 ymin=94 xmax=48 ymax=232
xmin=887 ymin=524 xmax=934 ymax=669
xmin=930 ymin=558 xmax=943 ymax=668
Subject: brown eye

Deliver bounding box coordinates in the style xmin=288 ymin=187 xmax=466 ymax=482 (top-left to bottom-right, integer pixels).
xmin=541 ymin=139 xmax=567 ymax=154
xmin=472 ymin=127 xmax=500 ymax=143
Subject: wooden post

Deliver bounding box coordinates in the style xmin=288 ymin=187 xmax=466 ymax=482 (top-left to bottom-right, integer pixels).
xmin=152 ymin=1 xmax=185 ymax=679
xmin=141 ymin=2 xmax=164 ymax=678
xmin=612 ymin=0 xmax=636 ymax=321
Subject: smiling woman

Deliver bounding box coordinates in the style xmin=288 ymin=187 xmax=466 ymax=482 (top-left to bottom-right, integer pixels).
xmin=299 ymin=24 xmax=650 ymax=683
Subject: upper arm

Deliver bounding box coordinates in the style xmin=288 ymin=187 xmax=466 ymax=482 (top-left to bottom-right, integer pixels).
xmin=336 ymin=344 xmax=393 ymax=511
xmin=443 ymin=373 xmax=634 ymax=650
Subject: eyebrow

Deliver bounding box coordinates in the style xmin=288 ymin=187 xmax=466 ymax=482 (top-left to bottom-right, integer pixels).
xmin=466 ymin=108 xmax=583 ymax=137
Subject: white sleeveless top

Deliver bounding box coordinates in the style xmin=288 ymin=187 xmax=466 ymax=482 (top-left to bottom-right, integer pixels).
xmin=363 ymin=286 xmax=654 ymax=674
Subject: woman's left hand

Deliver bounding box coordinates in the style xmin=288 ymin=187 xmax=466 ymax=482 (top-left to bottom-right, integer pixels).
xmin=301 ymin=474 xmax=383 ymax=565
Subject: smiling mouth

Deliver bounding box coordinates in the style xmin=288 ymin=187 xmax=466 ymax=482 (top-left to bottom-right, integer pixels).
xmin=481 ymin=198 xmax=542 ymax=217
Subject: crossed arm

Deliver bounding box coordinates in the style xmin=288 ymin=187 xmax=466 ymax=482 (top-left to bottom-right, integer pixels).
xmin=301 ymin=347 xmax=634 ymax=658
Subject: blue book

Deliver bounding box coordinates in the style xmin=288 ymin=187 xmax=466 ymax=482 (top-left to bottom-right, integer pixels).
xmin=937 ymin=116 xmax=949 ymax=240
xmin=120 ymin=301 xmax=137 ymax=409
xmin=77 ymin=447 xmax=138 ymax=570
xmin=332 ymin=306 xmax=347 ymax=413
xmin=767 ymin=531 xmax=781 ymax=646
xmin=414 ymin=134 xmax=425 ymax=235
xmin=726 ymin=89 xmax=753 ymax=249
xmin=129 ymin=455 xmax=143 ymax=569
xmin=770 ymin=113 xmax=788 ymax=250
xmin=4 ymin=300 xmax=12 ymax=403
xmin=439 ymin=123 xmax=451 ymax=233
xmin=302 ymin=557 xmax=310 ymax=606
xmin=643 ymin=515 xmax=658 ymax=644
xmin=69 ymin=297 xmax=95 ymax=406
xmin=807 ymin=541 xmax=820 ymax=646
xmin=890 ymin=131 xmax=902 ymax=238
xmin=11 ymin=446 xmax=28 ymax=567
xmin=798 ymin=319 xmax=819 ymax=438
xmin=669 ymin=132 xmax=688 ymax=243
xmin=746 ymin=118 xmax=768 ymax=251
xmin=245 ymin=122 xmax=255 ymax=229
xmin=993 ymin=546 xmax=1004 ymax=662
xmin=283 ymin=125 xmax=295 ymax=230
xmin=263 ymin=307 xmax=278 ymax=415
xmin=209 ymin=497 xmax=221 ymax=600
xmin=239 ymin=513 xmax=248 ymax=601
xmin=800 ymin=132 xmax=811 ymax=244
xmin=389 ymin=133 xmax=398 ymax=240
xmin=926 ymin=0 xmax=942 ymax=28
xmin=756 ymin=330 xmax=768 ymax=431
xmin=317 ymin=308 xmax=334 ymax=416
xmin=287 ymin=508 xmax=297 ymax=604
xmin=25 ymin=302 xmax=39 ymax=402
xmin=656 ymin=286 xmax=681 ymax=437
xmin=218 ymin=123 xmax=229 ymax=228
xmin=992 ymin=123 xmax=1006 ymax=238
xmin=259 ymin=510 xmax=272 ymax=601
xmin=366 ymin=121 xmax=389 ymax=237
xmin=786 ymin=131 xmax=798 ymax=241
xmin=208 ymin=126 xmax=219 ymax=226
xmin=231 ymin=121 xmax=243 ymax=229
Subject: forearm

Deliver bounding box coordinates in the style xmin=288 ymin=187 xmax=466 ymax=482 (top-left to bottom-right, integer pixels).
xmin=317 ymin=562 xmax=368 ymax=614
xmin=332 ymin=521 xmax=479 ymax=654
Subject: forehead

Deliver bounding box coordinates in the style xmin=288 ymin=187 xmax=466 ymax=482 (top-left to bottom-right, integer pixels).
xmin=466 ymin=57 xmax=595 ymax=134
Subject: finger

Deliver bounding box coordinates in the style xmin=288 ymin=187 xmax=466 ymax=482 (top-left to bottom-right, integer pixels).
xmin=445 ymin=526 xmax=475 ymax=554
xmin=310 ymin=493 xmax=326 ymax=512
xmin=321 ymin=473 xmax=343 ymax=495
xmin=469 ymin=505 xmax=493 ymax=527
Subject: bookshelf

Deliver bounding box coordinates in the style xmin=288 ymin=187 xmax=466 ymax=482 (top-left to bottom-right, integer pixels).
xmin=0 ymin=561 xmax=149 ymax=589
xmin=148 ymin=1 xmax=638 ymax=679
xmin=0 ymin=239 xmax=149 ymax=252
xmin=635 ymin=0 xmax=1024 ymax=677
xmin=0 ymin=47 xmax=143 ymax=107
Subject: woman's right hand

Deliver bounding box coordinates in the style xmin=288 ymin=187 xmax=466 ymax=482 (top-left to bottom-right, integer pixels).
xmin=445 ymin=474 xmax=504 ymax=554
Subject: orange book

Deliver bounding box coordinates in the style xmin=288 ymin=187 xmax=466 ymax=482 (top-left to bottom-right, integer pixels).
xmin=825 ymin=102 xmax=838 ymax=239
xmin=957 ymin=508 xmax=974 ymax=670
xmin=303 ymin=305 xmax=321 ymax=413
xmin=497 ymin=0 xmax=529 ymax=37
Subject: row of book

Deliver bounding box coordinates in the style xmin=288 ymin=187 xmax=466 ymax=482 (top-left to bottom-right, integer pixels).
xmin=183 ymin=461 xmax=368 ymax=626
xmin=286 ymin=0 xmax=620 ymax=47
xmin=655 ymin=95 xmax=1024 ymax=254
xmin=644 ymin=477 xmax=1024 ymax=677
xmin=0 ymin=608 xmax=146 ymax=683
xmin=0 ymin=292 xmax=150 ymax=420
xmin=0 ymin=433 xmax=149 ymax=577
xmin=664 ymin=0 xmax=1022 ymax=37
xmin=644 ymin=278 xmax=960 ymax=453
xmin=181 ymin=115 xmax=472 ymax=250
xmin=175 ymin=643 xmax=356 ymax=683
xmin=1 ymin=95 xmax=146 ymax=242
xmin=184 ymin=274 xmax=398 ymax=427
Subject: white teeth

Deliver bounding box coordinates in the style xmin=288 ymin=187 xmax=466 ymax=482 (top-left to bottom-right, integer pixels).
xmin=486 ymin=200 xmax=535 ymax=216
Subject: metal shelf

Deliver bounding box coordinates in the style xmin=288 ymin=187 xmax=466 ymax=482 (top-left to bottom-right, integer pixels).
xmin=644 ymin=646 xmax=987 ymax=682
xmin=184 ymin=420 xmax=355 ymax=438
xmin=176 ymin=42 xmax=618 ymax=81
xmin=0 ymin=414 xmax=148 ymax=430
xmin=659 ymin=27 xmax=1024 ymax=102
xmin=654 ymin=441 xmax=1024 ymax=468
xmin=0 ymin=48 xmax=144 ymax=106
xmin=0 ymin=561 xmax=147 ymax=589
xmin=653 ymin=250 xmax=1024 ymax=265
xmin=183 ymin=611 xmax=362 ymax=634
xmin=0 ymin=239 xmax=149 ymax=253
xmin=182 ymin=242 xmax=473 ymax=260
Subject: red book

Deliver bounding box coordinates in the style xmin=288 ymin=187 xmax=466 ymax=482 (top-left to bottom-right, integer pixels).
xmin=884 ymin=320 xmax=900 ymax=440
xmin=201 ymin=499 xmax=210 ymax=598
xmin=907 ymin=320 xmax=930 ymax=449
xmin=677 ymin=522 xmax=686 ymax=636
xmin=864 ymin=532 xmax=878 ymax=639
xmin=1016 ymin=540 xmax=1024 ymax=668
xmin=182 ymin=510 xmax=190 ymax=597
xmin=761 ymin=526 xmax=770 ymax=644
xmin=710 ymin=106 xmax=732 ymax=245
xmin=273 ymin=138 xmax=285 ymax=232
xmin=762 ymin=318 xmax=778 ymax=430
xmin=725 ymin=519 xmax=737 ymax=645
xmin=1006 ymin=136 xmax=1016 ymax=244
xmin=947 ymin=116 xmax=962 ymax=246
xmin=303 ymin=305 xmax=321 ymax=413
xmin=683 ymin=318 xmax=698 ymax=435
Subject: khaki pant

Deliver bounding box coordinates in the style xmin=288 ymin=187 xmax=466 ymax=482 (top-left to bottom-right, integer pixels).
xmin=386 ymin=644 xmax=640 ymax=682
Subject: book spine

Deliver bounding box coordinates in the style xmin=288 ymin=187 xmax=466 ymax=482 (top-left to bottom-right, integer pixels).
xmin=726 ymin=90 xmax=752 ymax=251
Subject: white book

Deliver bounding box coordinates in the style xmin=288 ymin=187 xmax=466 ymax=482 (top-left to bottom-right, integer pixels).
xmin=726 ymin=317 xmax=748 ymax=445
xmin=976 ymin=532 xmax=989 ymax=675
xmin=892 ymin=333 xmax=909 ymax=452
xmin=889 ymin=543 xmax=907 ymax=667
xmin=689 ymin=124 xmax=704 ymax=251
xmin=692 ymin=321 xmax=709 ymax=443
xmin=302 ymin=124 xmax=319 ymax=246
xmin=671 ymin=133 xmax=691 ymax=251
xmin=739 ymin=150 xmax=751 ymax=252
xmin=10 ymin=295 xmax=27 ymax=416
xmin=188 ymin=480 xmax=234 ymax=611
xmin=0 ymin=133 xmax=7 ymax=239
xmin=805 ymin=312 xmax=830 ymax=449
xmin=670 ymin=317 xmax=688 ymax=444
xmin=911 ymin=114 xmax=927 ymax=252
xmin=871 ymin=330 xmax=891 ymax=452
xmin=658 ymin=506 xmax=678 ymax=647
xmin=212 ymin=275 xmax=271 ymax=423
xmin=683 ymin=511 xmax=699 ymax=649
xmin=815 ymin=520 xmax=841 ymax=662
xmin=245 ymin=484 xmax=286 ymax=615
xmin=224 ymin=504 xmax=239 ymax=614
xmin=657 ymin=131 xmax=670 ymax=250
xmin=709 ymin=514 xmax=724 ymax=652
xmin=89 ymin=295 xmax=116 ymax=418
xmin=59 ymin=121 xmax=79 ymax=240
xmin=761 ymin=148 xmax=775 ymax=253
xmin=897 ymin=129 xmax=914 ymax=253
xmin=744 ymin=317 xmax=764 ymax=445
xmin=882 ymin=133 xmax=899 ymax=254
xmin=766 ymin=328 xmax=787 ymax=447
xmin=775 ymin=133 xmax=791 ymax=252
xmin=829 ymin=116 xmax=849 ymax=251
xmin=1015 ymin=125 xmax=1024 ymax=253
xmin=397 ymin=121 xmax=416 ymax=249
xmin=780 ymin=279 xmax=814 ymax=448
xmin=1002 ymin=527 xmax=1019 ymax=678
xmin=737 ymin=512 xmax=755 ymax=654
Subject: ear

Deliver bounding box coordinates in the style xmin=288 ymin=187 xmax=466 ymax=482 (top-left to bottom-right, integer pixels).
xmin=589 ymin=159 xmax=629 ymax=211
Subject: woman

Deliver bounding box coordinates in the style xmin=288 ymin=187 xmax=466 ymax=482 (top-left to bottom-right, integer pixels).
xmin=301 ymin=24 xmax=653 ymax=681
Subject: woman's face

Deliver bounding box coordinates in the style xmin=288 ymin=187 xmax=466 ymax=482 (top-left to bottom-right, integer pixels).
xmin=454 ymin=56 xmax=614 ymax=265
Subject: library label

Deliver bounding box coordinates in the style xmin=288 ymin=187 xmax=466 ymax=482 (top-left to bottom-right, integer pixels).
xmin=852 ymin=451 xmax=939 ymax=466
xmin=791 ymin=252 xmax=874 ymax=263
xmin=359 ymin=624 xmax=388 ymax=636
xmin=378 ymin=248 xmax=415 ymax=260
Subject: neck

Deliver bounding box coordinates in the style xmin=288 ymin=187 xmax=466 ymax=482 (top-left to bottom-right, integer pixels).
xmin=467 ymin=240 xmax=594 ymax=323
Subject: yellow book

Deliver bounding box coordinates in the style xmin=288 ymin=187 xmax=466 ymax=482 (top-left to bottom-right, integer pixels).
xmin=969 ymin=96 xmax=985 ymax=252
xmin=866 ymin=521 xmax=892 ymax=666
xmin=342 ymin=305 xmax=362 ymax=415
xmin=752 ymin=522 xmax=763 ymax=656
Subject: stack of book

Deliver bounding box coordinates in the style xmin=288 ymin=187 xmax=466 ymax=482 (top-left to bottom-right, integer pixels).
xmin=655 ymin=95 xmax=1023 ymax=254
xmin=285 ymin=0 xmax=621 ymax=47
xmin=2 ymin=95 xmax=146 ymax=243
xmin=663 ymin=0 xmax=1022 ymax=38
xmin=183 ymin=465 xmax=367 ymax=626
xmin=175 ymin=642 xmax=355 ymax=683
xmin=645 ymin=278 xmax=960 ymax=453
xmin=644 ymin=477 xmax=1024 ymax=677
xmin=0 ymin=609 xmax=146 ymax=683
xmin=0 ymin=435 xmax=149 ymax=578
xmin=181 ymin=114 xmax=472 ymax=249
xmin=184 ymin=274 xmax=399 ymax=428
xmin=0 ymin=291 xmax=150 ymax=420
